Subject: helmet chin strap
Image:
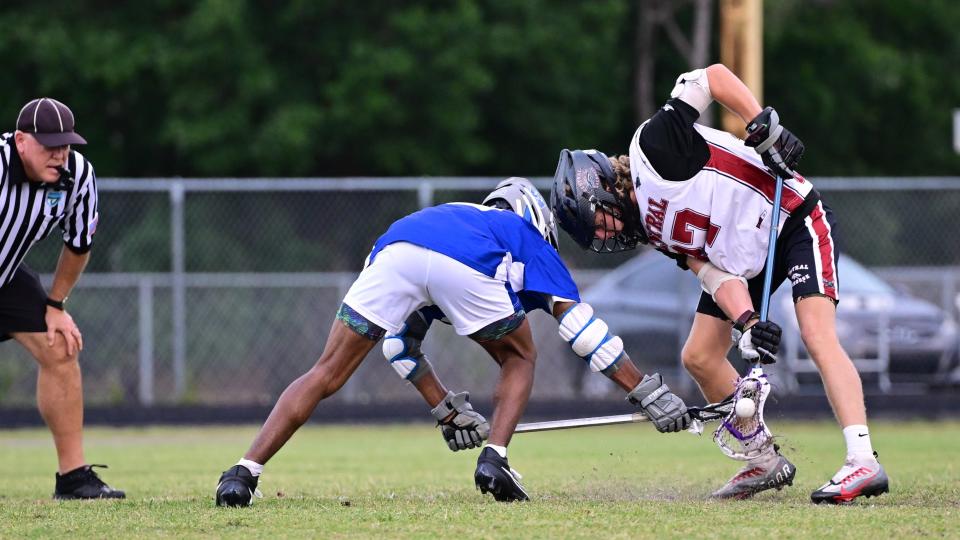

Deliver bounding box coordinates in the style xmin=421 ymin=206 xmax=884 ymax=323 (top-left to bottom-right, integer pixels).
xmin=619 ymin=205 xmax=648 ymax=246
xmin=587 ymin=193 xmax=648 ymax=252
xmin=605 ymin=179 xmax=648 ymax=247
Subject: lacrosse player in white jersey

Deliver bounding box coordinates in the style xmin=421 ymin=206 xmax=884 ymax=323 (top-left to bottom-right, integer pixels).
xmin=551 ymin=63 xmax=889 ymax=504
xmin=215 ymin=178 xmax=692 ymax=506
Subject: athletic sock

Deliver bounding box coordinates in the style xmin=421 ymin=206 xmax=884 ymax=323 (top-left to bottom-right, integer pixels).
xmin=842 ymin=425 xmax=874 ymax=461
xmin=237 ymin=458 xmax=264 ymax=477
xmin=485 ymin=444 xmax=507 ymax=459
xmin=748 ymin=445 xmax=779 ymax=468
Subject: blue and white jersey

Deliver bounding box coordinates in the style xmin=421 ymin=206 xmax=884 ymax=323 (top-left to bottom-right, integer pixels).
xmin=369 ymin=203 xmax=580 ymax=304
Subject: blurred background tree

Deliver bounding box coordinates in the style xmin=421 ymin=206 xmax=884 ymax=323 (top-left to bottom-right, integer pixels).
xmin=766 ymin=0 xmax=960 ymax=176
xmin=2 ymin=0 xmax=956 ymax=178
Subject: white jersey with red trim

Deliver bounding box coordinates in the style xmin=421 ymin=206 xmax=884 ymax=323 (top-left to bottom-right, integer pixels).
xmin=629 ymin=121 xmax=815 ymax=278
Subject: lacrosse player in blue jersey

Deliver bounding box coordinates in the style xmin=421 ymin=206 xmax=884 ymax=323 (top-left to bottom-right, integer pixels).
xmin=215 ymin=177 xmax=692 ymax=506
xmin=381 ymin=177 xmax=700 ymax=501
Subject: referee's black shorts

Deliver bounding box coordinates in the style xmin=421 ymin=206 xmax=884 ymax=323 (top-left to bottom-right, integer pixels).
xmin=0 ymin=265 xmax=47 ymax=341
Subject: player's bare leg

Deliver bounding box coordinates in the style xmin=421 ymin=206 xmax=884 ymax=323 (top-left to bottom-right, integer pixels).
xmin=476 ymin=319 xmax=536 ymax=448
xmin=216 ymin=318 xmax=378 ymax=507
xmin=680 ymin=313 xmax=739 ymax=403
xmin=796 ymin=296 xmax=888 ymax=503
xmin=245 ymin=320 xmax=377 ymax=464
xmin=795 ymin=296 xmax=866 ymax=426
xmin=15 ymin=332 xmax=125 ymax=499
xmin=677 ymin=316 xmax=795 ymax=499
xmin=472 ymin=319 xmax=536 ymax=502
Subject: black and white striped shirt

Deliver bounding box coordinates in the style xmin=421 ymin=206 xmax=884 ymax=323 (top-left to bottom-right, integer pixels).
xmin=0 ymin=132 xmax=99 ymax=286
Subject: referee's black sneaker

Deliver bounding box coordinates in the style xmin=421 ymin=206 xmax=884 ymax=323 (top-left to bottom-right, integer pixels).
xmin=53 ymin=464 xmax=126 ymax=500
xmin=216 ymin=465 xmax=261 ymax=507
xmin=474 ymin=447 xmax=529 ymax=502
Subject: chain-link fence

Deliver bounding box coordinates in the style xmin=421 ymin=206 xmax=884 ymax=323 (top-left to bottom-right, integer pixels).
xmin=2 ymin=177 xmax=959 ymax=408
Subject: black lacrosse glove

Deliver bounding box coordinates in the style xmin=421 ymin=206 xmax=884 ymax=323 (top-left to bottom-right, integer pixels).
xmin=744 ymin=107 xmax=805 ymax=179
xmin=736 ymin=320 xmax=781 ymax=364
xmin=431 ymin=391 xmax=490 ymax=451
xmin=627 ymin=373 xmax=692 ymax=433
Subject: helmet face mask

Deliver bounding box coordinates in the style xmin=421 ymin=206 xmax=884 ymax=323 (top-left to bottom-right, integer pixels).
xmin=483 ymin=177 xmax=560 ymax=250
xmin=550 ymin=149 xmax=647 ymax=253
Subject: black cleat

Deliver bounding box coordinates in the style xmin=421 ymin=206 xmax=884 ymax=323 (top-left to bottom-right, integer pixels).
xmin=474 ymin=447 xmax=529 ymax=502
xmin=53 ymin=464 xmax=126 ymax=500
xmin=216 ymin=465 xmax=261 ymax=507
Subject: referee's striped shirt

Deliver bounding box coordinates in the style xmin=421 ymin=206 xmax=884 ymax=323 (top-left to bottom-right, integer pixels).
xmin=0 ymin=132 xmax=99 ymax=286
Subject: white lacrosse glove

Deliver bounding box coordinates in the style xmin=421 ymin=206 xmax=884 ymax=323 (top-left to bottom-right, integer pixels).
xmin=734 ymin=320 xmax=781 ymax=364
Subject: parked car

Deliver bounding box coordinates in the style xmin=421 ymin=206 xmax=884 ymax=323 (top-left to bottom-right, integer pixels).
xmin=579 ymin=250 xmax=959 ymax=393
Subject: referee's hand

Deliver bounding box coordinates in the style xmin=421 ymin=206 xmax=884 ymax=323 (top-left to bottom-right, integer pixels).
xmin=45 ymin=308 xmax=84 ymax=356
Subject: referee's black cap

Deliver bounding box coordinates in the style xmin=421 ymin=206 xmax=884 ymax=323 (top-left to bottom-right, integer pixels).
xmin=16 ymin=98 xmax=87 ymax=147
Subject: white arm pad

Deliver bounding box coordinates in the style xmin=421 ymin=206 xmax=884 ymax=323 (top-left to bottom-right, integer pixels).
xmin=558 ymin=303 xmax=625 ymax=373
xmin=697 ymin=261 xmax=748 ymax=300
xmin=669 ymin=68 xmax=713 ymax=114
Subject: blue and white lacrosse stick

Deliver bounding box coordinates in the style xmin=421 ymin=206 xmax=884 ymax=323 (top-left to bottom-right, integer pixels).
xmin=713 ymin=174 xmax=784 ymax=461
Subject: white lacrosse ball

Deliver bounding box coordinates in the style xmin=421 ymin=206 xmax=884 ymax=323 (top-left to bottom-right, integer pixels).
xmin=735 ymin=397 xmax=756 ymax=418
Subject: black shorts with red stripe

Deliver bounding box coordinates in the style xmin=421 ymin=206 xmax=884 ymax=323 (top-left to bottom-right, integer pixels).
xmin=0 ymin=265 xmax=48 ymax=341
xmin=697 ymin=203 xmax=841 ymax=320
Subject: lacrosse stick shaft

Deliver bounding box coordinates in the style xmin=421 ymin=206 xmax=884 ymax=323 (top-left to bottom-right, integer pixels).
xmin=514 ymin=412 xmax=648 ymax=433
xmin=760 ymin=174 xmax=784 ymax=322
xmin=513 ymin=400 xmax=732 ymax=434
xmin=713 ymin=176 xmax=783 ymax=460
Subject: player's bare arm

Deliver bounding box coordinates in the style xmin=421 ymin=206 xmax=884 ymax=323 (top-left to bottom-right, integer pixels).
xmin=704 ymin=64 xmax=763 ymax=123
xmin=45 ymin=244 xmax=90 ymax=356
xmin=674 ymin=64 xmax=805 ymax=179
xmin=383 ymin=311 xmax=490 ymax=452
xmin=685 ymin=257 xmax=781 ymax=364
xmin=685 ymin=258 xmax=753 ymax=318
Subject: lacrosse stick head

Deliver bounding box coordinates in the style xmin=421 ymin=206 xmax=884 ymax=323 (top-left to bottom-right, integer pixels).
xmin=713 ymin=366 xmax=774 ymax=461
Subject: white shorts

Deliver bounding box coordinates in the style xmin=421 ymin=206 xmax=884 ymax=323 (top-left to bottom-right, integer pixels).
xmin=342 ymin=242 xmax=519 ymax=336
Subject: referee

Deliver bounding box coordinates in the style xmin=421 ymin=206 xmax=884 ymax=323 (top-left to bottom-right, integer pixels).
xmin=1 ymin=98 xmax=123 ymax=499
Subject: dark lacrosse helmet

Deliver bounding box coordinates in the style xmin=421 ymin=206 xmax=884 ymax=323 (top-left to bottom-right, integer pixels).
xmin=550 ymin=149 xmax=647 ymax=253
xmin=483 ymin=177 xmax=560 ymax=250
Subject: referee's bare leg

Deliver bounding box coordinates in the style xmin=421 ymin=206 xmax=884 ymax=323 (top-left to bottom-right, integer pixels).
xmin=13 ymin=331 xmax=86 ymax=472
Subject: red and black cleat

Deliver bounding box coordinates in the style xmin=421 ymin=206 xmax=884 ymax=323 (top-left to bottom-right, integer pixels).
xmin=811 ymin=452 xmax=889 ymax=504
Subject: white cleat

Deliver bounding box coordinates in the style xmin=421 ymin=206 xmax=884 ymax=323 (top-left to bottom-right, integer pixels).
xmin=811 ymin=452 xmax=889 ymax=504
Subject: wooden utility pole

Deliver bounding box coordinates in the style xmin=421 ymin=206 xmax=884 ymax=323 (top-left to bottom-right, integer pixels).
xmin=719 ymin=0 xmax=762 ymax=137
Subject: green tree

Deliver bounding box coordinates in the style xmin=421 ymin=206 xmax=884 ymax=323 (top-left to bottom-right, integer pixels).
xmin=766 ymin=0 xmax=960 ymax=175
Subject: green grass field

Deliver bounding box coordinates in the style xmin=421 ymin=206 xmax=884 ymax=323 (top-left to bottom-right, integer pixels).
xmin=2 ymin=421 xmax=957 ymax=538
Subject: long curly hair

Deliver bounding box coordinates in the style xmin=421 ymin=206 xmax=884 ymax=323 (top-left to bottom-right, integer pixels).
xmin=607 ymin=154 xmax=634 ymax=204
